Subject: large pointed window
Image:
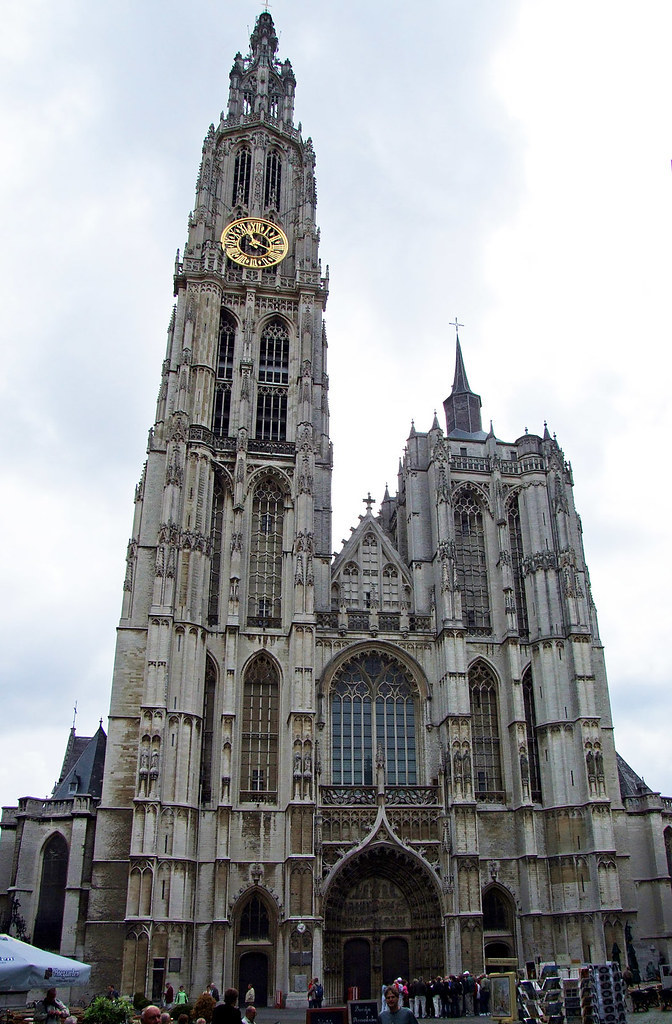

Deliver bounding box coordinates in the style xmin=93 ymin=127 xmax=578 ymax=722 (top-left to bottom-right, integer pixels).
xmin=522 ymin=667 xmax=542 ymax=802
xmin=33 ymin=833 xmax=69 ymax=951
xmin=232 ymin=147 xmax=252 ymax=205
xmin=256 ymin=318 xmax=289 ymax=441
xmin=247 ymin=477 xmax=284 ymax=626
xmin=331 ymin=652 xmax=417 ymax=786
xmin=469 ymin=661 xmax=503 ymax=801
xmin=241 ymin=654 xmax=279 ymax=803
xmin=507 ymin=494 xmax=528 ymax=637
xmin=454 ymin=486 xmax=491 ymax=632
xmin=212 ymin=310 xmax=236 ymax=439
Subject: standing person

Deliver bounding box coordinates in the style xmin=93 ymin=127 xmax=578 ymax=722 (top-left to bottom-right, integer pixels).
xmin=175 ymin=985 xmax=189 ymax=1006
xmin=308 ymin=979 xmax=317 ymax=1008
xmin=478 ymin=976 xmax=490 ymax=1016
xmin=432 ymin=977 xmax=442 ymax=1019
xmin=244 ymin=983 xmax=256 ymax=1008
xmin=213 ymin=988 xmax=242 ymax=1024
xmin=164 ymin=981 xmax=174 ymax=1007
xmin=42 ymin=989 xmax=69 ymax=1024
xmin=314 ymin=979 xmax=324 ymax=1007
xmin=451 ymin=976 xmax=462 ymax=1019
xmin=441 ymin=978 xmax=451 ymax=1019
xmin=462 ymin=973 xmax=474 ymax=1017
xmin=141 ymin=1009 xmax=161 ymax=1024
xmin=416 ymin=978 xmax=427 ymax=1019
xmin=208 ymin=982 xmax=220 ymax=1002
xmin=378 ymin=985 xmax=419 ymax=1024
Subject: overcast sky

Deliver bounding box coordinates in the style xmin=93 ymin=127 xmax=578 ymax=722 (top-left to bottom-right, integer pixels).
xmin=1 ymin=1 xmax=670 ymax=810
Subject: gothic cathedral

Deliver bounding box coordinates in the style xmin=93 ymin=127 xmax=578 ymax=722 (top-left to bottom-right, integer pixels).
xmin=3 ymin=11 xmax=672 ymax=1006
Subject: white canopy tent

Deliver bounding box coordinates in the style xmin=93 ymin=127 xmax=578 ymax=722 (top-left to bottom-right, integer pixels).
xmin=0 ymin=934 xmax=91 ymax=992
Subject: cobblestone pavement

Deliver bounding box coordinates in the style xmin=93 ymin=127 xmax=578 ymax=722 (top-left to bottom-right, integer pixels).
xmin=255 ymin=1008 xmax=672 ymax=1024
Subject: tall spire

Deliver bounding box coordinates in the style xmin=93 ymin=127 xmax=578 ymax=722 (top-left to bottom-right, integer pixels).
xmin=452 ymin=336 xmax=472 ymax=394
xmin=443 ymin=335 xmax=484 ymax=437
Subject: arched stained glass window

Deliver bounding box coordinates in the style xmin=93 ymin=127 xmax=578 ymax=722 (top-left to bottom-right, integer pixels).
xmin=331 ymin=652 xmax=417 ymax=786
xmin=247 ymin=477 xmax=284 ymax=626
xmin=469 ymin=661 xmax=503 ymax=801
xmin=522 ymin=667 xmax=542 ymax=802
xmin=241 ymin=654 xmax=279 ymax=803
xmin=233 ymin=147 xmax=252 ymax=205
xmin=240 ymin=894 xmax=270 ymax=939
xmin=454 ymin=486 xmax=490 ymax=631
xmin=507 ymin=494 xmax=529 ymax=637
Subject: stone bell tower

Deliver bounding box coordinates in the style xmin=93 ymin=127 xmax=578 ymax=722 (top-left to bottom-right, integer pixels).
xmin=85 ymin=11 xmax=330 ymax=1001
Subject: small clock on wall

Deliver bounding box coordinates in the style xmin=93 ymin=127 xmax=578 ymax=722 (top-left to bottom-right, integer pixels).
xmin=221 ymin=216 xmax=289 ymax=268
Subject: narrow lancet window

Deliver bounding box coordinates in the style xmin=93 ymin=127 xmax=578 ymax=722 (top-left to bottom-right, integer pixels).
xmin=508 ymin=494 xmax=529 ymax=636
xmin=241 ymin=654 xmax=279 ymax=803
xmin=248 ymin=477 xmax=284 ymax=626
xmin=265 ymin=150 xmax=282 ymax=209
xmin=454 ymin=486 xmax=491 ymax=631
xmin=200 ymin=657 xmax=216 ymax=803
xmin=256 ymin=317 xmax=289 ymax=441
xmin=213 ymin=310 xmax=236 ymax=439
xmin=522 ymin=667 xmax=542 ymax=802
xmin=470 ymin=661 xmax=503 ymax=800
xmin=232 ymin=147 xmax=252 ymax=205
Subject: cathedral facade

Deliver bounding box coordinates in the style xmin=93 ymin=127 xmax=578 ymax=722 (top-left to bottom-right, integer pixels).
xmin=3 ymin=11 xmax=672 ymax=1006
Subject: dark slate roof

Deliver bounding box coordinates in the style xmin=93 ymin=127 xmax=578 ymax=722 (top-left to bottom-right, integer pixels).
xmin=52 ymin=726 xmax=107 ymax=800
xmin=617 ymin=751 xmax=653 ymax=799
xmin=56 ymin=729 xmax=91 ymax=786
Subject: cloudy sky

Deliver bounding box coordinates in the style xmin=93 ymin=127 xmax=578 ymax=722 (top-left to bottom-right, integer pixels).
xmin=1 ymin=1 xmax=670 ymax=810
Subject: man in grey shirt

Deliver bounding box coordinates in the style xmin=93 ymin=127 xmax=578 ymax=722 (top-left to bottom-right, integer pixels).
xmin=378 ymin=986 xmax=419 ymax=1024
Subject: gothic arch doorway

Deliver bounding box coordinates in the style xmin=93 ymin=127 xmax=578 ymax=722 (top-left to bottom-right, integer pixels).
xmin=344 ymin=939 xmax=371 ymax=999
xmin=482 ymin=885 xmax=516 ymax=972
xmin=238 ymin=951 xmax=268 ymax=1008
xmin=323 ymin=844 xmax=444 ymax=1004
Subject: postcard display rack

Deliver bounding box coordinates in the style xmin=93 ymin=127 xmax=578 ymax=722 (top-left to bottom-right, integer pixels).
xmin=579 ymin=964 xmax=627 ymax=1024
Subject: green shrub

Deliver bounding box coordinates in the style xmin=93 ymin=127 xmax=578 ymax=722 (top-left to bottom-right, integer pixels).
xmin=133 ymin=993 xmax=151 ymax=1011
xmin=83 ymin=995 xmax=134 ymax=1024
xmin=169 ymin=1004 xmax=194 ymax=1020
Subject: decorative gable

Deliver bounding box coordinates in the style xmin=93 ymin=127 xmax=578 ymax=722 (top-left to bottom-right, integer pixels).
xmin=331 ymin=515 xmax=412 ymax=612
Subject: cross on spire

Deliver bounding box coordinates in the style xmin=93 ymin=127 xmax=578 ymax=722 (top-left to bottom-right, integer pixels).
xmin=450 ymin=317 xmax=463 ymax=337
xmin=363 ymin=492 xmax=375 ymax=513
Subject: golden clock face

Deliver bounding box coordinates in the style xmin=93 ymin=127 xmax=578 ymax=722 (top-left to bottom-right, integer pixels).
xmin=221 ymin=217 xmax=288 ymax=268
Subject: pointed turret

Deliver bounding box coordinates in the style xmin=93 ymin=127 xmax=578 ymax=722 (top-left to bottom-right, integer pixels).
xmin=249 ymin=11 xmax=279 ymax=62
xmin=443 ymin=335 xmax=485 ymax=437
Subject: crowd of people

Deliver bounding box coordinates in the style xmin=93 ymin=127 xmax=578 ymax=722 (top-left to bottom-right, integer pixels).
xmin=138 ymin=984 xmax=256 ymax=1024
xmin=380 ymin=974 xmax=491 ymax=1020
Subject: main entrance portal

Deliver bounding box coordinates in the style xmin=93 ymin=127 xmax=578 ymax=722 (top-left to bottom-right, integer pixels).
xmin=323 ymin=844 xmax=444 ymax=1003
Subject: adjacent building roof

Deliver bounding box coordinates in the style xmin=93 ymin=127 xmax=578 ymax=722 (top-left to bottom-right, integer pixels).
xmin=52 ymin=726 xmax=107 ymax=800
